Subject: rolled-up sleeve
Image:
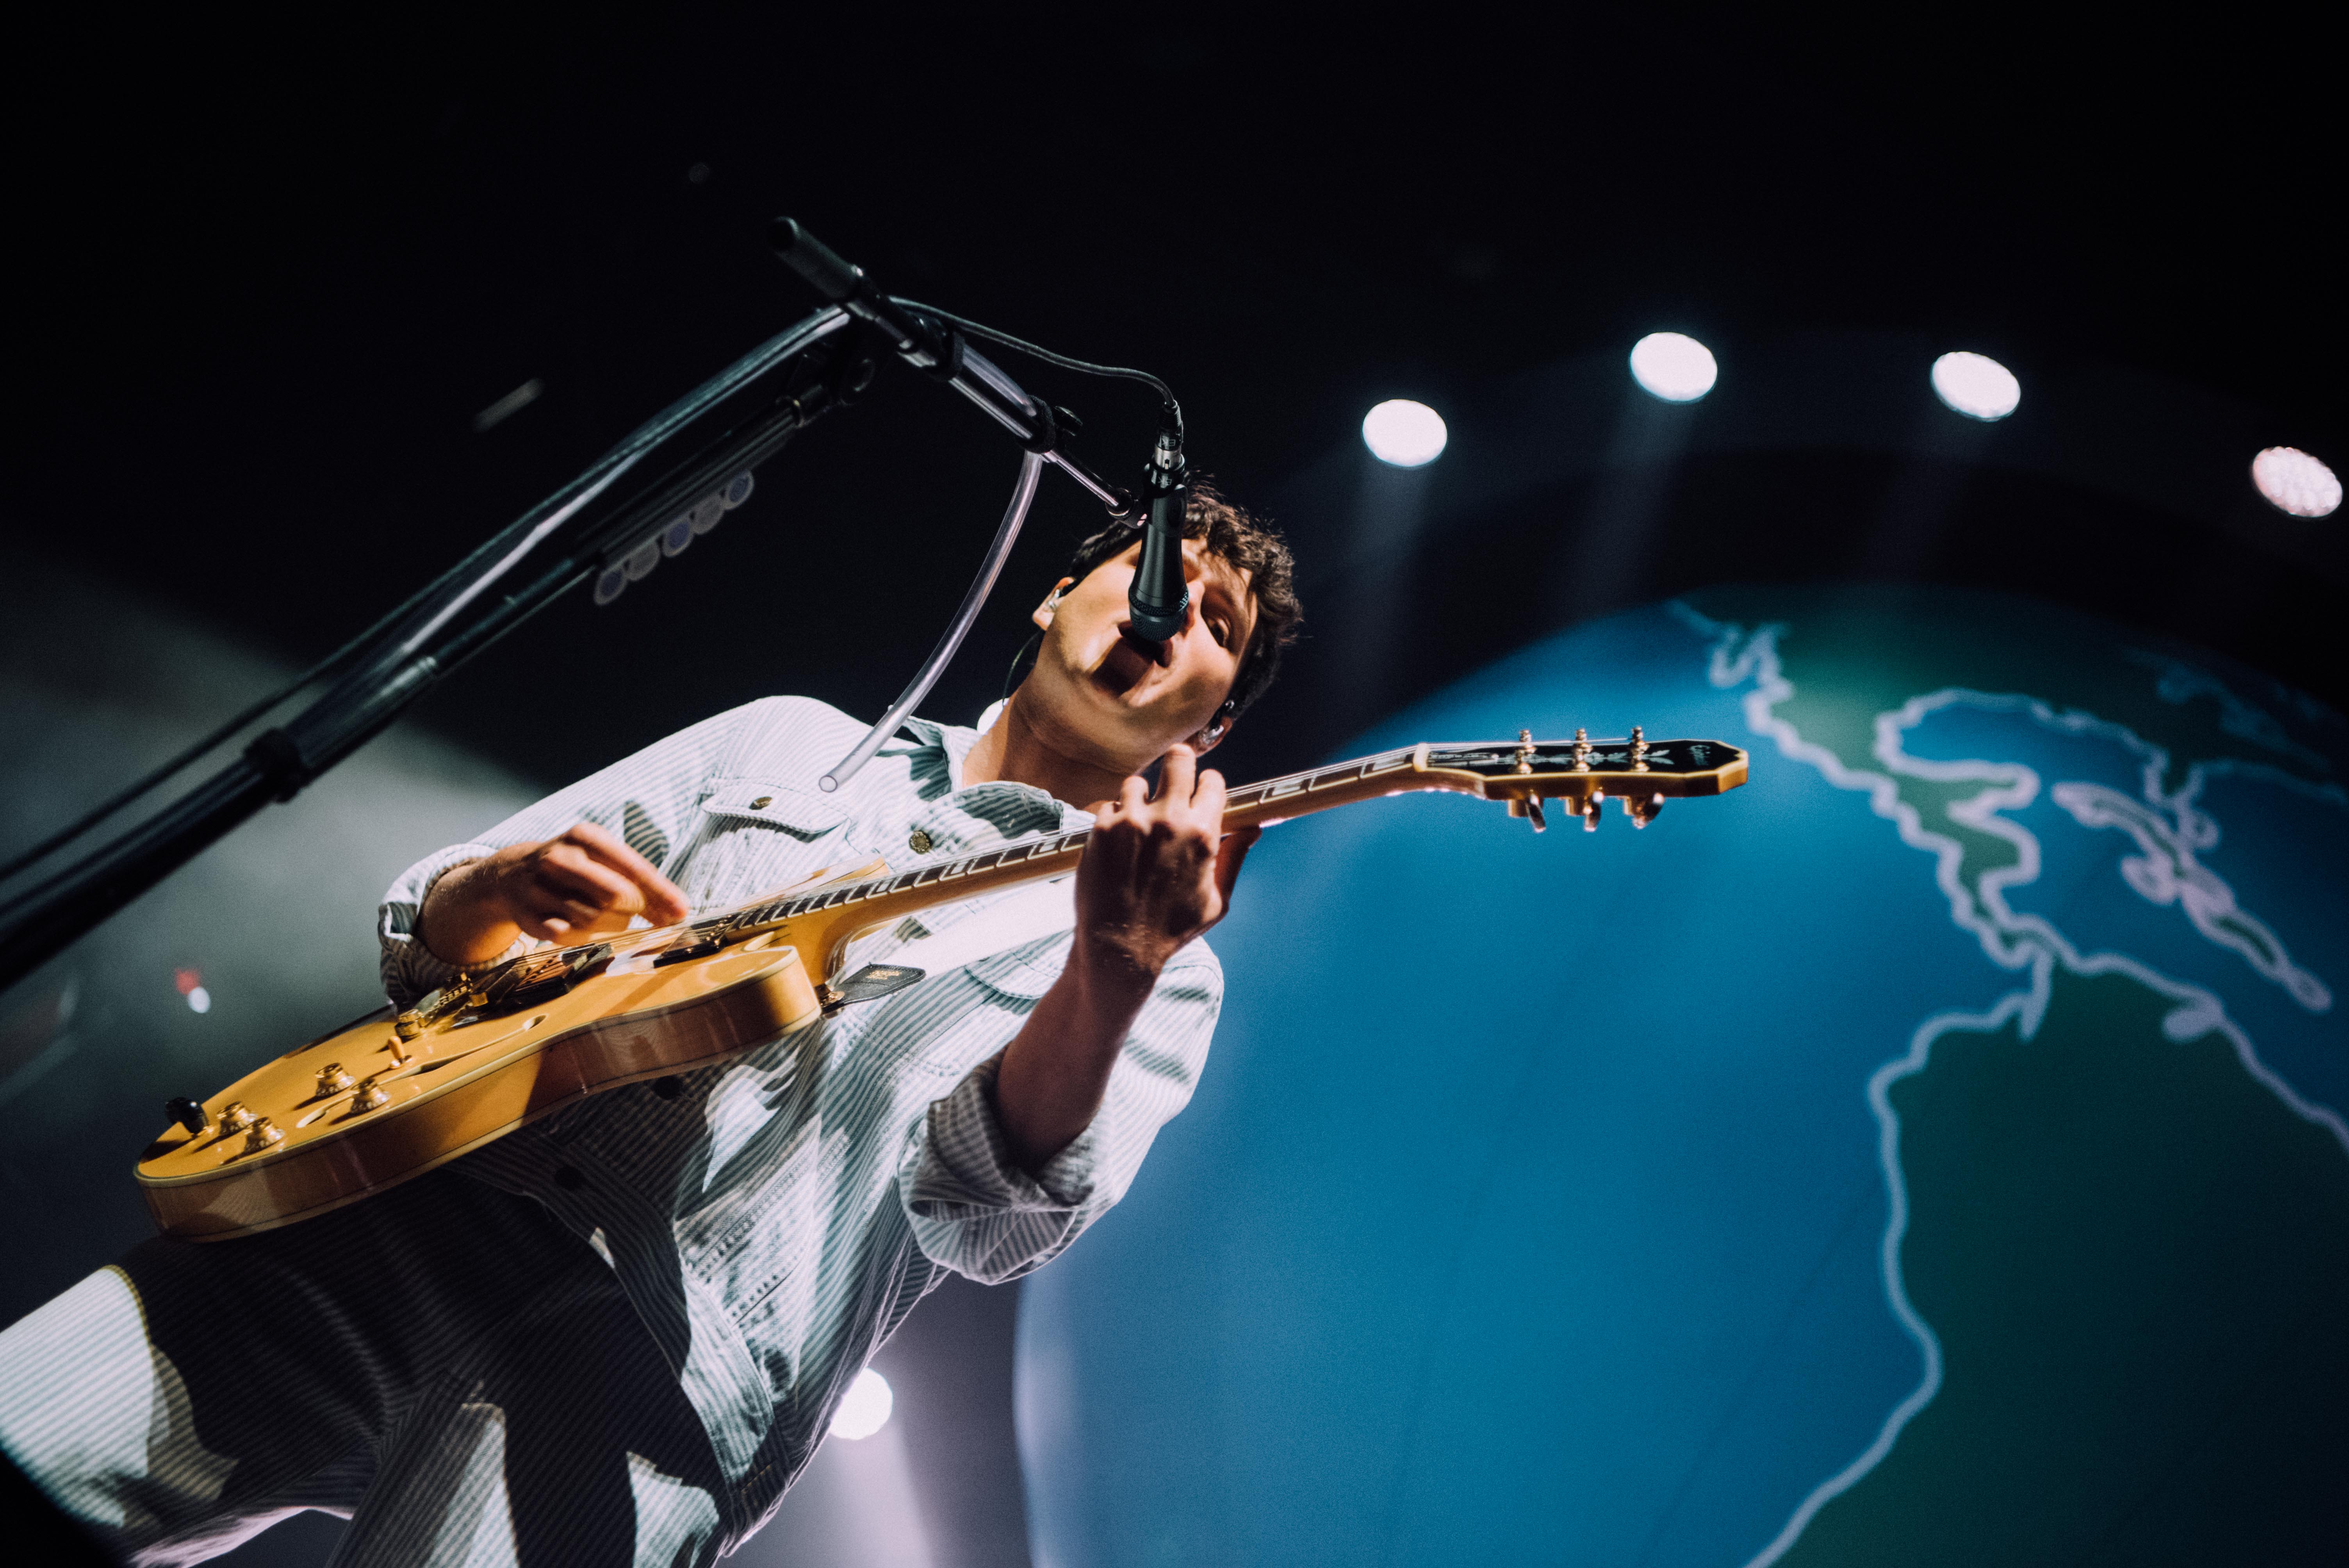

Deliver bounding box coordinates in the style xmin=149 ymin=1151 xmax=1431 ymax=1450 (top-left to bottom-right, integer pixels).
xmin=376 ymin=700 xmax=770 ymax=1007
xmin=901 ymin=944 xmax=1222 ymax=1283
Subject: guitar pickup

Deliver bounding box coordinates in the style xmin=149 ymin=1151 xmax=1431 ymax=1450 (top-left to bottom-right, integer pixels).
xmin=653 ymin=931 xmax=729 ymax=967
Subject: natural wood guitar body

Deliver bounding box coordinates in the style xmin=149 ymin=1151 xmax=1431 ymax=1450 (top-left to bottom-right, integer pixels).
xmin=137 ymin=940 xmax=825 ymax=1239
xmin=137 ymin=730 xmax=1746 ymax=1240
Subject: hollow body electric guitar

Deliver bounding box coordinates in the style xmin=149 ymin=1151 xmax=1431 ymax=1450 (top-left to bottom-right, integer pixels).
xmin=139 ymin=730 xmax=1746 ymax=1239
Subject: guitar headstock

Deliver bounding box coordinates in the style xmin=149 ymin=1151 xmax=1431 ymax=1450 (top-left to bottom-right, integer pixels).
xmin=1412 ymin=727 xmax=1747 ymax=832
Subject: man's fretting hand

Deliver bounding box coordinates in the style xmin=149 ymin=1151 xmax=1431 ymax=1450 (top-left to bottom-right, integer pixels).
xmin=1075 ymin=744 xmax=1258 ymax=981
xmin=416 ymin=822 xmax=690 ymax=967
xmin=995 ymin=745 xmax=1260 ymax=1172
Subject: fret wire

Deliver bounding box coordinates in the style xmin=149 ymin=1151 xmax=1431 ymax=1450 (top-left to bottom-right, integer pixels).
xmin=708 ymin=745 xmax=1421 ymax=933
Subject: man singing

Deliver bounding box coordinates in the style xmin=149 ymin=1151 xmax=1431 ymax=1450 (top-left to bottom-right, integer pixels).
xmin=0 ymin=492 xmax=1301 ymax=1564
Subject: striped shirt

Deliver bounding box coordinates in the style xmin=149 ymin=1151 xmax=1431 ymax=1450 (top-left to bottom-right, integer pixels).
xmin=376 ymin=697 xmax=1221 ymax=1542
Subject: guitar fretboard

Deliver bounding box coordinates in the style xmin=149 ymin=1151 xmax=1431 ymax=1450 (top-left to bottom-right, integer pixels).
xmin=716 ymin=745 xmax=1423 ymax=936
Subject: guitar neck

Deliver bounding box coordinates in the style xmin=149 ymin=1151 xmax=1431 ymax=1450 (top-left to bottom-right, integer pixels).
xmin=723 ymin=745 xmax=1435 ymax=948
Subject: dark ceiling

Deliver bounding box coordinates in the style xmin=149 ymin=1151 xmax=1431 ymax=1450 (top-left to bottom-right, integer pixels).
xmin=4 ymin=12 xmax=2340 ymax=792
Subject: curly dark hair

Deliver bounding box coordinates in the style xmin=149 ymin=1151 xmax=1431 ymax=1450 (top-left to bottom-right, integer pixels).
xmin=1062 ymin=485 xmax=1303 ymax=718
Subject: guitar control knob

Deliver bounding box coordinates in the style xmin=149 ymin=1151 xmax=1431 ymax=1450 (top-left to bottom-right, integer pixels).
xmin=219 ymin=1101 xmax=258 ymax=1133
xmin=393 ymin=1011 xmax=423 ymax=1042
xmin=242 ymin=1116 xmax=283 ymax=1155
xmin=349 ymin=1075 xmax=391 ymax=1113
xmin=314 ymin=1062 xmax=354 ymax=1098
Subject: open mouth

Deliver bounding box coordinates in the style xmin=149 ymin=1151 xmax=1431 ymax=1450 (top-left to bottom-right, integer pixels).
xmin=1094 ymin=630 xmax=1162 ymax=696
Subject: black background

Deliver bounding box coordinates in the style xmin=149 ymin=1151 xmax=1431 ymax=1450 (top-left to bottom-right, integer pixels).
xmin=5 ymin=11 xmax=2340 ymax=795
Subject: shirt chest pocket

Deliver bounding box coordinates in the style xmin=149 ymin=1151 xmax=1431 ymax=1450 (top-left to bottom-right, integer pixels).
xmin=680 ymin=780 xmax=861 ymax=909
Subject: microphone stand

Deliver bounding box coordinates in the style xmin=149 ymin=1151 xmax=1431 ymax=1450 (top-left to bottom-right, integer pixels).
xmin=0 ymin=223 xmax=1138 ymax=993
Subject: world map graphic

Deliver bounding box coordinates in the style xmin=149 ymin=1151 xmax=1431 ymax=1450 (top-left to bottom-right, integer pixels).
xmin=1018 ymin=585 xmax=2348 ymax=1566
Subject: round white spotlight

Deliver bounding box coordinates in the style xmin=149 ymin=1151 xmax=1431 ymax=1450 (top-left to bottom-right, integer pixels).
xmin=828 ymin=1369 xmax=893 ymax=1440
xmin=2251 ymin=447 xmax=2341 ymax=519
xmin=1930 ymin=351 xmax=2021 ymax=421
xmin=1629 ymin=333 xmax=1718 ymax=403
xmin=1361 ymin=399 xmax=1448 ymax=467
xmin=185 ymin=986 xmax=212 ymax=1015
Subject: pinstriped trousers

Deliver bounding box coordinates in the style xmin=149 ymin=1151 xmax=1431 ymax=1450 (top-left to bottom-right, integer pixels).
xmin=0 ymin=1169 xmax=731 ymax=1566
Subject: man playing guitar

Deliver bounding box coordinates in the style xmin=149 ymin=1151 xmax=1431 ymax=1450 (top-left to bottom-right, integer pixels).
xmin=0 ymin=494 xmax=1301 ymax=1564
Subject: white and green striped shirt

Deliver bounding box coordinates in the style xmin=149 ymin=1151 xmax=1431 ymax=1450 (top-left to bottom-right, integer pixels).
xmin=377 ymin=697 xmax=1221 ymax=1541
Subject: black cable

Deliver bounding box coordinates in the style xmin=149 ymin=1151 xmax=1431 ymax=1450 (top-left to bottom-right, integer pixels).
xmin=1002 ymin=628 xmax=1043 ymax=706
xmin=886 ymin=297 xmax=1183 ymax=440
xmin=0 ymin=602 xmax=410 ymax=886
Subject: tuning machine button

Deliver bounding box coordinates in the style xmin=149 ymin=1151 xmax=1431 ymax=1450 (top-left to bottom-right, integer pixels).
xmin=1507 ymin=795 xmax=1548 ymax=833
xmin=1624 ymin=791 xmax=1664 ymax=828
xmin=1582 ymin=788 xmax=1606 ymax=831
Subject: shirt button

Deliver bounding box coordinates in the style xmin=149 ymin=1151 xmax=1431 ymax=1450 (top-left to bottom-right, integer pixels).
xmin=749 ymin=796 xmax=773 ymax=810
xmin=909 ymin=828 xmax=934 ymax=853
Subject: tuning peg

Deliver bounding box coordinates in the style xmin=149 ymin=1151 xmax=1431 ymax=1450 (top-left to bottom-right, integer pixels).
xmin=1624 ymin=791 xmax=1664 ymax=828
xmin=1507 ymin=795 xmax=1548 ymax=832
xmin=1582 ymin=788 xmax=1605 ymax=831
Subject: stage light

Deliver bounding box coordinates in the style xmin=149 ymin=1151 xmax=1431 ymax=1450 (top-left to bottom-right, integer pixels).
xmin=186 ymin=987 xmax=211 ymax=1014
xmin=1930 ymin=352 xmax=2021 ymax=421
xmin=829 ymin=1368 xmax=894 ymax=1440
xmin=1629 ymin=333 xmax=1717 ymax=403
xmin=1362 ymin=400 xmax=1448 ymax=467
xmin=2251 ymin=447 xmax=2341 ymax=518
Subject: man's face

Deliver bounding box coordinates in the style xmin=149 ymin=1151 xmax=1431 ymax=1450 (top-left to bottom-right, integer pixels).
xmin=1022 ymin=536 xmax=1258 ymax=775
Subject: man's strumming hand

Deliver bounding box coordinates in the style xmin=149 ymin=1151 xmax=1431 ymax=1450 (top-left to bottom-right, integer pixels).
xmin=416 ymin=822 xmax=690 ymax=967
xmin=994 ymin=745 xmax=1259 ymax=1172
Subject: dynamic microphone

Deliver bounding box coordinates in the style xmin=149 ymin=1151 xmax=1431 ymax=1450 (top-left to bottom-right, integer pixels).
xmin=1128 ymin=411 xmax=1188 ymax=643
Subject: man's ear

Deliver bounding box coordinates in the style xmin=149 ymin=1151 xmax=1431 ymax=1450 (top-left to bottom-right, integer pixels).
xmin=1192 ymin=703 xmax=1239 ymax=755
xmin=1032 ymin=577 xmax=1077 ymax=633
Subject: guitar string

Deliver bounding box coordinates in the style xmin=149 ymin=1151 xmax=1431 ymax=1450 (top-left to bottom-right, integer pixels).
xmin=472 ymin=738 xmax=1713 ymax=996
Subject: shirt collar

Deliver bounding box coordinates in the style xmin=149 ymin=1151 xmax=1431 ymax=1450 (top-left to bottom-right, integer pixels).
xmin=902 ymin=704 xmax=1089 ymax=831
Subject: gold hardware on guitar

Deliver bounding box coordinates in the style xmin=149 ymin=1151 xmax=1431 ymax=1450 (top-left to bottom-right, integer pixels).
xmin=312 ymin=1063 xmax=354 ymax=1099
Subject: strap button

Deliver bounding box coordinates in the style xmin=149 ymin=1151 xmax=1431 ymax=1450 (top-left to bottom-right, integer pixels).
xmin=908 ymin=828 xmax=934 ymax=854
xmin=749 ymin=796 xmax=773 ymax=810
